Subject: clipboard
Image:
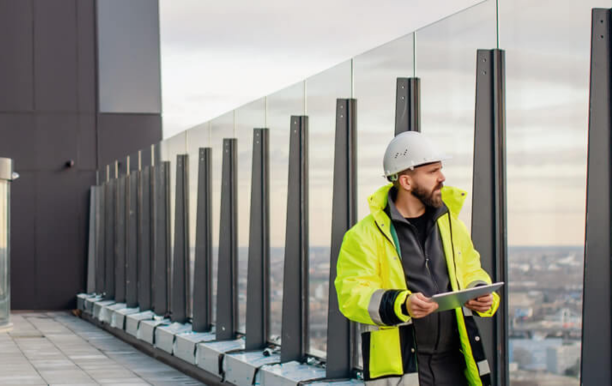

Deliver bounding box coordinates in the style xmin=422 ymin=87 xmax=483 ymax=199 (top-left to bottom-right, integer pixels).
xmin=431 ymin=282 xmax=504 ymax=312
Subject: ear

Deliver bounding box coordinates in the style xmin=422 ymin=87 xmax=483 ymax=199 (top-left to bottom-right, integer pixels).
xmin=398 ymin=174 xmax=412 ymax=191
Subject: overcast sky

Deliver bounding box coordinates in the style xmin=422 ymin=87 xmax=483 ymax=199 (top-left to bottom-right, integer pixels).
xmin=157 ymin=0 xmax=601 ymax=248
xmin=158 ymin=0 xmax=483 ymax=138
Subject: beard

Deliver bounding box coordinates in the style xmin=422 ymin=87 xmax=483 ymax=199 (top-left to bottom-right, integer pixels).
xmin=412 ymin=182 xmax=444 ymax=208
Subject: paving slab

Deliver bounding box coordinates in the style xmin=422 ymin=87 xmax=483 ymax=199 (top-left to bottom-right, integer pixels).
xmin=0 ymin=312 xmax=205 ymax=386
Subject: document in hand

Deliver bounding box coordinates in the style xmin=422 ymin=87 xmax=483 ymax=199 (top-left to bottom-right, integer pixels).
xmin=431 ymin=282 xmax=504 ymax=313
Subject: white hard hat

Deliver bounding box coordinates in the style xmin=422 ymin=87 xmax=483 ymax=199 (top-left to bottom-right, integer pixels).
xmin=383 ymin=131 xmax=450 ymax=178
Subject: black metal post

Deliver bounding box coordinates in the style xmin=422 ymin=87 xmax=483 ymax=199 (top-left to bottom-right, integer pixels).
xmin=216 ymin=139 xmax=238 ymax=340
xmin=581 ymin=9 xmax=612 ymax=386
xmin=126 ymin=173 xmax=139 ymax=308
xmin=153 ymin=146 xmax=162 ymax=168
xmin=471 ymin=49 xmax=507 ymax=386
xmin=104 ymin=179 xmax=116 ymax=300
xmin=87 ymin=187 xmax=97 ymax=294
xmin=245 ymin=129 xmax=270 ymax=350
xmin=326 ymin=100 xmax=358 ymax=378
xmin=281 ymin=116 xmax=309 ymax=363
xmin=171 ymin=155 xmax=190 ymax=323
xmin=395 ymin=78 xmax=420 ymax=135
xmin=153 ymin=162 xmax=171 ymax=315
xmin=138 ymin=166 xmax=152 ymax=311
xmin=193 ymin=148 xmax=213 ymax=332
xmin=115 ymin=176 xmax=127 ymax=303
xmin=95 ymin=184 xmax=106 ymax=294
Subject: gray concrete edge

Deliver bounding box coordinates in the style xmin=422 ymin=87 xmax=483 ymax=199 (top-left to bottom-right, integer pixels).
xmin=81 ymin=311 xmax=225 ymax=386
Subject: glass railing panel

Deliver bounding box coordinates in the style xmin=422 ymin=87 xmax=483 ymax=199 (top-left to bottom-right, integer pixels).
xmin=305 ymin=60 xmax=352 ymax=358
xmin=210 ymin=111 xmax=234 ymax=325
xmin=162 ymin=132 xmax=187 ymax=258
xmin=235 ymin=98 xmax=266 ymax=334
xmin=267 ymin=80 xmax=305 ymax=344
xmin=417 ymin=0 xmax=497 ymax=230
xmin=351 ymin=30 xmax=415 ymax=371
xmin=499 ymin=0 xmax=608 ymax=383
xmin=185 ymin=121 xmax=211 ymax=319
xmin=354 ymin=33 xmax=415 ymax=220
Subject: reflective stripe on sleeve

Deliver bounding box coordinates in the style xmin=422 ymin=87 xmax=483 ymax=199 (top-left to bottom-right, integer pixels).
xmin=360 ymin=319 xmax=412 ymax=334
xmin=360 ymin=323 xmax=379 ymax=333
xmin=368 ymin=289 xmax=386 ymax=325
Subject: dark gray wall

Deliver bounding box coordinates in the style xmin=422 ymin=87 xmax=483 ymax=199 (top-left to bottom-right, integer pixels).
xmin=0 ymin=0 xmax=162 ymax=309
xmin=97 ymin=0 xmax=162 ymax=113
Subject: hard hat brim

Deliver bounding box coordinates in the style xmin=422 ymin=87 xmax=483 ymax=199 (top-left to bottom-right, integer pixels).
xmin=383 ymin=154 xmax=451 ymax=177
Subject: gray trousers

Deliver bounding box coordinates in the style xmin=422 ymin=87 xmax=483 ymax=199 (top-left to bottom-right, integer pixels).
xmin=417 ymin=350 xmax=468 ymax=386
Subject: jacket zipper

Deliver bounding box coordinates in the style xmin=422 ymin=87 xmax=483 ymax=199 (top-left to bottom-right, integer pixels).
xmin=406 ymin=221 xmax=441 ymax=295
xmin=375 ymin=209 xmax=457 ymax=378
xmin=414 ymin=219 xmax=445 ymax=383
xmin=403 ymin=219 xmax=445 ymax=371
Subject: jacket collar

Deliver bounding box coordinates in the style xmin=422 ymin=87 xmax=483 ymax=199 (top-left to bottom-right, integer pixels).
xmin=385 ymin=187 xmax=449 ymax=224
xmin=369 ymin=184 xmax=468 ymax=221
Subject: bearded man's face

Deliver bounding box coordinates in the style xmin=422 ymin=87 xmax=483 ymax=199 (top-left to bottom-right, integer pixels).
xmin=409 ymin=162 xmax=445 ymax=208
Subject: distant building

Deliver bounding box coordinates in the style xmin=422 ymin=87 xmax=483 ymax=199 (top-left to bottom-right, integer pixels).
xmin=547 ymin=343 xmax=581 ymax=375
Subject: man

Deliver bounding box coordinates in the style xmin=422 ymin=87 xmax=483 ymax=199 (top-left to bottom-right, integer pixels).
xmin=335 ymin=131 xmax=499 ymax=386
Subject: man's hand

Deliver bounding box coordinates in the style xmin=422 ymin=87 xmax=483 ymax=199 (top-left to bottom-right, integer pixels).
xmin=405 ymin=292 xmax=438 ymax=319
xmin=465 ymin=294 xmax=493 ymax=313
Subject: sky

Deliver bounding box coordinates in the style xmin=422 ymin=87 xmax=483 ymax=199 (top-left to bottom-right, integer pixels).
xmin=158 ymin=0 xmax=484 ymax=137
xmin=157 ymin=0 xmax=602 ymax=248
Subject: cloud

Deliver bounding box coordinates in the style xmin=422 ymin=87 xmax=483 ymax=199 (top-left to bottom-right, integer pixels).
xmin=158 ymin=0 xmax=603 ymax=247
xmin=159 ymin=0 xmax=485 ymax=137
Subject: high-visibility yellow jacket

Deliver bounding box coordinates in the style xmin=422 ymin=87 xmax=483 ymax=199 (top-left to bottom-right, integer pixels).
xmin=335 ymin=184 xmax=500 ymax=385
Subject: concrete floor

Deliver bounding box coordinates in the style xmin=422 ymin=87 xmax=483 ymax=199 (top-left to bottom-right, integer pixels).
xmin=0 ymin=311 xmax=206 ymax=386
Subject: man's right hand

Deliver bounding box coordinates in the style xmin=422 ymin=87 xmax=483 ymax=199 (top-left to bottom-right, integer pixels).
xmin=405 ymin=292 xmax=438 ymax=319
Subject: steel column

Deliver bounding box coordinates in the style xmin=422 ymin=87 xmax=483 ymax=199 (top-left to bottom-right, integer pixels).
xmin=471 ymin=49 xmax=507 ymax=386
xmin=395 ymin=78 xmax=420 ymax=135
xmin=153 ymin=162 xmax=171 ymax=315
xmin=104 ymin=179 xmax=116 ymax=300
xmin=95 ymin=184 xmax=106 ymax=294
xmin=126 ymin=173 xmax=139 ymax=308
xmin=87 ymin=187 xmax=97 ymax=294
xmin=281 ymin=116 xmax=309 ymax=363
xmin=171 ymin=155 xmax=190 ymax=323
xmin=153 ymin=146 xmax=162 ymax=167
xmin=138 ymin=166 xmax=153 ymax=311
xmin=193 ymin=148 xmax=213 ymax=332
xmin=245 ymin=129 xmax=270 ymax=350
xmin=115 ymin=176 xmax=127 ymax=303
xmin=582 ymin=8 xmax=612 ymax=386
xmin=216 ymin=139 xmax=238 ymax=340
xmin=326 ymin=100 xmax=358 ymax=377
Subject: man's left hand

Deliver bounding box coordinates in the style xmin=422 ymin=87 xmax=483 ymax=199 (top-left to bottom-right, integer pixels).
xmin=465 ymin=294 xmax=493 ymax=313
